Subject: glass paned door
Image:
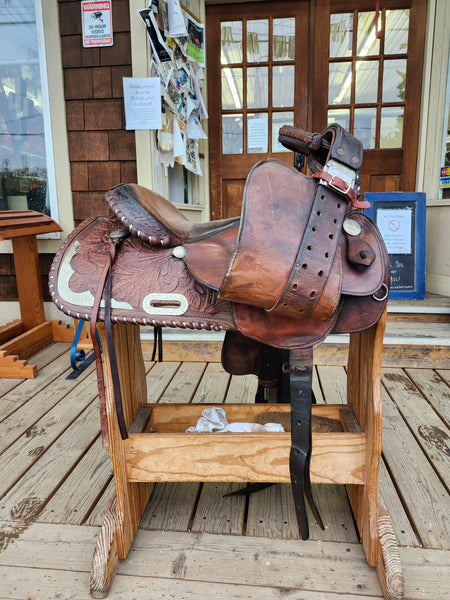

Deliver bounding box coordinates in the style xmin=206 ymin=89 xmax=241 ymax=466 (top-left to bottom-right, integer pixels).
xmin=328 ymin=9 xmax=410 ymax=150
xmin=0 ymin=0 xmax=53 ymax=215
xmin=220 ymin=16 xmax=296 ymax=156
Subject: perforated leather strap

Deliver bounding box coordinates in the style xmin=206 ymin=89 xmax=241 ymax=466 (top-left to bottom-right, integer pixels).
xmin=268 ymin=184 xmax=347 ymax=321
xmin=289 ymin=347 xmax=323 ymax=539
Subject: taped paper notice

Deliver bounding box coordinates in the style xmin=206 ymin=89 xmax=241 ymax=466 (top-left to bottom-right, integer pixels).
xmin=123 ymin=78 xmax=162 ymax=130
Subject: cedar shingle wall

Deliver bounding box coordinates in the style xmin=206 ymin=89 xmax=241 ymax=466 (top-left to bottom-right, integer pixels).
xmin=59 ymin=0 xmax=137 ymax=224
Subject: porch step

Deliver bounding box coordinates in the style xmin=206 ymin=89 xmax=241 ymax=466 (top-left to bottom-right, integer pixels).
xmin=387 ymin=292 xmax=450 ymax=323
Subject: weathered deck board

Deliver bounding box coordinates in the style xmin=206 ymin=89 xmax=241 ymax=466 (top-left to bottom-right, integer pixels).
xmin=191 ymin=482 xmax=247 ymax=534
xmin=1 ymin=342 xmax=449 ymax=600
xmin=84 ymin=478 xmax=115 ymax=527
xmin=406 ymin=368 xmax=450 ymax=427
xmin=0 ymin=368 xmax=98 ymax=498
xmin=377 ymin=459 xmax=419 ymax=548
xmin=224 ymin=373 xmax=258 ymax=403
xmin=0 ymin=348 xmax=75 ymax=423
xmin=36 ymin=436 xmax=111 ymax=525
xmin=145 ymin=361 xmax=180 ymax=403
xmin=246 ymin=482 xmax=359 ymax=542
xmin=158 ymin=361 xmax=206 ymax=403
xmin=380 ymin=384 xmax=450 ymax=549
xmin=140 ymin=482 xmax=200 ymax=531
xmin=1 ymin=524 xmax=448 ymax=599
xmin=0 ymin=401 xmax=100 ymax=522
xmin=317 ymin=365 xmax=348 ymax=404
xmin=381 ymin=368 xmax=450 ymax=488
xmin=191 ymin=362 xmax=231 ymax=404
xmin=0 ymin=359 xmax=96 ymax=455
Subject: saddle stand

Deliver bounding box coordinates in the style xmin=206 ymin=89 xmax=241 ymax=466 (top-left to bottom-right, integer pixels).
xmin=49 ymin=124 xmax=403 ymax=599
xmin=87 ymin=317 xmax=403 ymax=600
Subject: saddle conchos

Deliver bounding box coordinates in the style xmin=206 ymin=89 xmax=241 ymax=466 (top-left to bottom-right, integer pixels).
xmin=50 ymin=123 xmax=390 ymax=540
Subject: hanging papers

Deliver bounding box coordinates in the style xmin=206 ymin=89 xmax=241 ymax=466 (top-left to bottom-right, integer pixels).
xmin=138 ymin=3 xmax=207 ymax=175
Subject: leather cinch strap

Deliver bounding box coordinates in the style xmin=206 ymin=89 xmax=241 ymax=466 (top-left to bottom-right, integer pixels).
xmin=289 ymin=347 xmax=324 ymax=539
xmin=90 ymin=229 xmax=130 ymax=448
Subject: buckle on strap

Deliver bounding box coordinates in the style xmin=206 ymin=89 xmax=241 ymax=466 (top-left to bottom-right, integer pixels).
xmin=313 ymin=160 xmax=370 ymax=209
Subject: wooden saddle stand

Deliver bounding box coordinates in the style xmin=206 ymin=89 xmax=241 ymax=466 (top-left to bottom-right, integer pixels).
xmin=50 ymin=124 xmax=403 ymax=599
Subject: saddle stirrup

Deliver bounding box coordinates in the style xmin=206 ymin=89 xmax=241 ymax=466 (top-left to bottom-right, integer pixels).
xmin=289 ymin=347 xmax=324 ymax=539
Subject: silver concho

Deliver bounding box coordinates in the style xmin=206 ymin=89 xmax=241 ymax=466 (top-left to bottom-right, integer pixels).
xmin=172 ymin=246 xmax=186 ymax=259
xmin=142 ymin=293 xmax=188 ymax=315
xmin=343 ymin=218 xmax=362 ymax=237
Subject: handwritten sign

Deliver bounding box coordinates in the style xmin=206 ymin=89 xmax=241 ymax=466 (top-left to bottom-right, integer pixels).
xmin=123 ymin=78 xmax=162 ymax=130
xmin=81 ymin=1 xmax=113 ymax=48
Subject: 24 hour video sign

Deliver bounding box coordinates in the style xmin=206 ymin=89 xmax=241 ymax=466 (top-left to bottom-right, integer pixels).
xmin=81 ymin=1 xmax=113 ymax=47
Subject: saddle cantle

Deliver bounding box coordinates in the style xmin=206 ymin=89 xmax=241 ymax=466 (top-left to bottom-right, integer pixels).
xmin=50 ymin=123 xmax=390 ymax=541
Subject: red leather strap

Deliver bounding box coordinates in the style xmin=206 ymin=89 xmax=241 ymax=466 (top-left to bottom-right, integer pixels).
xmin=313 ymin=171 xmax=370 ymax=209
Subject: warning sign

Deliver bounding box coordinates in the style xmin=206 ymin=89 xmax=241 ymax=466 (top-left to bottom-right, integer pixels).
xmin=81 ymin=1 xmax=113 ymax=48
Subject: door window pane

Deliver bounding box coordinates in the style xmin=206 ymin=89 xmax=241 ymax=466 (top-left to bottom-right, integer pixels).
xmin=247 ymin=113 xmax=268 ymax=153
xmin=0 ymin=1 xmax=52 ymax=214
xmin=221 ymin=21 xmax=242 ymax=64
xmin=273 ymin=18 xmax=295 ymax=61
xmin=329 ymin=13 xmax=353 ymax=58
xmin=247 ymin=66 xmax=268 ymax=109
xmin=272 ymin=111 xmax=293 ymax=152
xmin=222 ymin=114 xmax=243 ymax=154
xmin=247 ymin=20 xmax=268 ymax=63
xmin=222 ymin=68 xmax=243 ymax=109
xmin=357 ymin=12 xmax=380 ymax=57
xmin=354 ymin=108 xmax=377 ymax=149
xmin=327 ymin=108 xmax=350 ymax=130
xmin=385 ymin=10 xmax=409 ymax=55
xmin=382 ymin=59 xmax=406 ymax=102
xmin=380 ymin=106 xmax=404 ymax=148
xmin=355 ymin=60 xmax=379 ymax=104
xmin=329 ymin=62 xmax=352 ymax=104
xmin=272 ymin=65 xmax=294 ymax=107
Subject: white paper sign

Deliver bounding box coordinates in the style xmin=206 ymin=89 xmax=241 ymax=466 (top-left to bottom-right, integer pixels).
xmin=123 ymin=78 xmax=162 ymax=130
xmin=81 ymin=1 xmax=113 ymax=48
xmin=376 ymin=208 xmax=412 ymax=254
xmin=248 ymin=117 xmax=268 ymax=150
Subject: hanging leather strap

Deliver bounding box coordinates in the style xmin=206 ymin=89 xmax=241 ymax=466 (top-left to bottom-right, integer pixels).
xmin=90 ymin=228 xmax=129 ymax=448
xmin=289 ymin=347 xmax=324 ymax=539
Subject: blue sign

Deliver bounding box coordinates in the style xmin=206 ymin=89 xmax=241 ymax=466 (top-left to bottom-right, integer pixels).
xmin=365 ymin=192 xmax=426 ymax=300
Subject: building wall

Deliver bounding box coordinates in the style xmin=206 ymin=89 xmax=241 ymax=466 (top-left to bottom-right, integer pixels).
xmin=59 ymin=0 xmax=137 ymax=225
xmin=416 ymin=0 xmax=450 ymax=295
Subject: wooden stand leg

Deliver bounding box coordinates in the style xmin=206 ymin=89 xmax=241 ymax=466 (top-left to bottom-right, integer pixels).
xmin=90 ymin=498 xmax=120 ymax=599
xmin=346 ymin=309 xmax=404 ymax=599
xmin=90 ymin=323 xmax=153 ymax=598
xmin=377 ymin=493 xmax=405 ymax=600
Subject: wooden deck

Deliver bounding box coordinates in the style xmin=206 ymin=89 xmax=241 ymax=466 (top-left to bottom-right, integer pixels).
xmin=0 ymin=341 xmax=449 ymax=599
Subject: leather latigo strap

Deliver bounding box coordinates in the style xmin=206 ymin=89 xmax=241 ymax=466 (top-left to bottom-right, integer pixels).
xmin=90 ymin=228 xmax=131 ymax=447
xmin=289 ymin=347 xmax=324 ymax=539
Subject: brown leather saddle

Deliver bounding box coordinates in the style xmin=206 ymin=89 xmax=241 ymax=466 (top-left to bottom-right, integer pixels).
xmin=50 ymin=123 xmax=390 ymax=540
